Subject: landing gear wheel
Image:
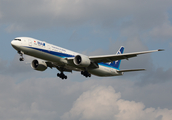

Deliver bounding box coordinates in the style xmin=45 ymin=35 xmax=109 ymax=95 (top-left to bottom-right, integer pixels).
xmin=81 ymin=71 xmax=91 ymax=78
xmin=88 ymin=74 xmax=91 ymax=77
xmin=57 ymin=73 xmax=60 ymax=77
xmin=19 ymin=58 xmax=24 ymax=61
xmin=57 ymin=72 xmax=67 ymax=80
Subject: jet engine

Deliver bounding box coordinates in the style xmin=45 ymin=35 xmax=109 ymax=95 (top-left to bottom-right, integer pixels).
xmin=73 ymin=55 xmax=91 ymax=67
xmin=31 ymin=59 xmax=47 ymax=71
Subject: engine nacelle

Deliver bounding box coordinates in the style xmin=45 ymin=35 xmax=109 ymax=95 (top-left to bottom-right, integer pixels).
xmin=74 ymin=55 xmax=91 ymax=67
xmin=31 ymin=59 xmax=47 ymax=71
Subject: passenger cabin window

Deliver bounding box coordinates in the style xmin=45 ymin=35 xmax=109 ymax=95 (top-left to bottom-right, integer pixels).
xmin=14 ymin=39 xmax=21 ymax=41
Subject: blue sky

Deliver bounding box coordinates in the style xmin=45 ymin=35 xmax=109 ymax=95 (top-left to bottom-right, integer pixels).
xmin=0 ymin=0 xmax=172 ymax=120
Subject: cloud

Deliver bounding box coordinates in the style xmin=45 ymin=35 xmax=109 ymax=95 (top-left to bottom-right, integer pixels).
xmin=0 ymin=69 xmax=172 ymax=120
xmin=150 ymin=21 xmax=172 ymax=40
xmin=0 ymin=76 xmax=60 ymax=120
xmin=62 ymin=86 xmax=172 ymax=120
xmin=0 ymin=0 xmax=172 ymax=31
xmin=137 ymin=67 xmax=172 ymax=86
xmin=62 ymin=86 xmax=120 ymax=120
xmin=0 ymin=55 xmax=36 ymax=75
xmin=0 ymin=55 xmax=51 ymax=84
xmin=0 ymin=58 xmax=8 ymax=72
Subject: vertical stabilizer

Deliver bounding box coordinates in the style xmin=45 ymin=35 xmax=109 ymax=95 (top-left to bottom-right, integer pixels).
xmin=110 ymin=46 xmax=124 ymax=69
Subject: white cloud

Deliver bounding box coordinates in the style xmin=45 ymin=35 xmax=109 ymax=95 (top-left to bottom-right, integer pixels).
xmin=0 ymin=0 xmax=172 ymax=32
xmin=150 ymin=21 xmax=172 ymax=40
xmin=138 ymin=67 xmax=172 ymax=86
xmin=4 ymin=55 xmax=36 ymax=75
xmin=0 ymin=68 xmax=172 ymax=120
xmin=0 ymin=58 xmax=8 ymax=72
xmin=62 ymin=86 xmax=172 ymax=120
xmin=0 ymin=75 xmax=68 ymax=120
xmin=61 ymin=86 xmax=120 ymax=120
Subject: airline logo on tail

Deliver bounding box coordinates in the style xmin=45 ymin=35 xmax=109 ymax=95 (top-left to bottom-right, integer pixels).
xmin=110 ymin=46 xmax=124 ymax=69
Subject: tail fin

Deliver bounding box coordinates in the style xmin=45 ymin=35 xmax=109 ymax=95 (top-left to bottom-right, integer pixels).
xmin=110 ymin=46 xmax=124 ymax=69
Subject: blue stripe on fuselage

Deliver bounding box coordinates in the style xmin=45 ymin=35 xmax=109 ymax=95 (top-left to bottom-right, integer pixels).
xmin=26 ymin=46 xmax=74 ymax=58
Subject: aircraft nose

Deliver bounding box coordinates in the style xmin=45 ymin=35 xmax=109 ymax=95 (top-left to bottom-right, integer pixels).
xmin=11 ymin=40 xmax=14 ymax=46
xmin=11 ymin=40 xmax=16 ymax=48
xmin=11 ymin=40 xmax=19 ymax=50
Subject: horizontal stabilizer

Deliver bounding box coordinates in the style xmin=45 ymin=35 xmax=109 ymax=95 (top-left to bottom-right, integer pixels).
xmin=117 ymin=69 xmax=145 ymax=72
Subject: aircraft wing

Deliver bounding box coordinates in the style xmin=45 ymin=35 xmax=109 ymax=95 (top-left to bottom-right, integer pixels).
xmin=89 ymin=49 xmax=164 ymax=63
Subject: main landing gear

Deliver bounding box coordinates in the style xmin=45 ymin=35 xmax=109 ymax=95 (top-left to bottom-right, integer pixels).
xmin=81 ymin=71 xmax=91 ymax=78
xmin=18 ymin=51 xmax=24 ymax=61
xmin=57 ymin=72 xmax=67 ymax=80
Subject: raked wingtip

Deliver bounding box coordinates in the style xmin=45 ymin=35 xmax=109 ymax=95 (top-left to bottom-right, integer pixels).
xmin=158 ymin=49 xmax=165 ymax=51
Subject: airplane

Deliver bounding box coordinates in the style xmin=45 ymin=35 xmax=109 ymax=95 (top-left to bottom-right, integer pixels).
xmin=11 ymin=37 xmax=163 ymax=79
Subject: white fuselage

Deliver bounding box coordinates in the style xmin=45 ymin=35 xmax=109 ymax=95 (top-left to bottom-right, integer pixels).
xmin=11 ymin=37 xmax=122 ymax=77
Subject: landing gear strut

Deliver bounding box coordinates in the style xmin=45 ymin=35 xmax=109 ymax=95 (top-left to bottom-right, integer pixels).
xmin=81 ymin=71 xmax=91 ymax=78
xmin=18 ymin=51 xmax=24 ymax=61
xmin=57 ymin=72 xmax=67 ymax=80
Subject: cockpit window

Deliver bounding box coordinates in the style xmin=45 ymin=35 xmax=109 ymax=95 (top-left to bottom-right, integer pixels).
xmin=14 ymin=39 xmax=21 ymax=41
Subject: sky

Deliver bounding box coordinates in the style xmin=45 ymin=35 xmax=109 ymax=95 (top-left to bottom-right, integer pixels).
xmin=0 ymin=0 xmax=172 ymax=120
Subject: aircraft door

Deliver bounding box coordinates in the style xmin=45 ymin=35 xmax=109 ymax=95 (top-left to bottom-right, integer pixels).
xmin=28 ymin=39 xmax=32 ymax=46
xmin=47 ymin=45 xmax=51 ymax=51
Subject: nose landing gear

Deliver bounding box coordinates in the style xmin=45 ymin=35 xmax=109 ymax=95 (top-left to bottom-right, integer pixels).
xmin=18 ymin=51 xmax=24 ymax=61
